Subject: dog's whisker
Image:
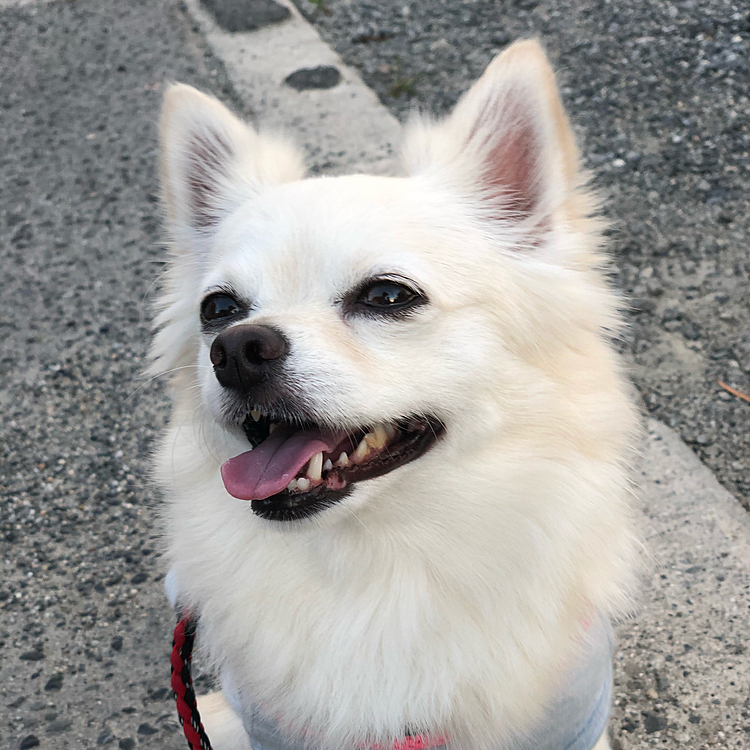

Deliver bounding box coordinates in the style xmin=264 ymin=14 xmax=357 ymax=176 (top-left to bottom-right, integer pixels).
xmin=125 ymin=363 xmax=208 ymax=402
xmin=139 ymin=266 xmax=172 ymax=309
xmin=340 ymin=503 xmax=373 ymax=538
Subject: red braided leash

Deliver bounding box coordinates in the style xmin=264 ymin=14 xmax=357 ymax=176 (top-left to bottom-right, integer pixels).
xmin=172 ymin=614 xmax=213 ymax=750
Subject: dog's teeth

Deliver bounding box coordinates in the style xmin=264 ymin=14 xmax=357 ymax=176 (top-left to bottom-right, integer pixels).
xmin=269 ymin=423 xmax=279 ymax=434
xmin=365 ymin=424 xmax=388 ymax=450
xmin=323 ymin=458 xmax=333 ymax=473
xmin=384 ymin=423 xmax=398 ymax=441
xmin=352 ymin=437 xmax=370 ymax=463
xmin=251 ymin=410 xmax=261 ymax=422
xmin=296 ymin=477 xmax=310 ymax=492
xmin=335 ymin=452 xmax=349 ymax=468
xmin=287 ymin=479 xmax=297 ymax=491
xmin=307 ymin=452 xmax=323 ymax=481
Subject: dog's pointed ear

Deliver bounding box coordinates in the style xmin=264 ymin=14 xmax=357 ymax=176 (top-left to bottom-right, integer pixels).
xmin=403 ymin=40 xmax=578 ymax=228
xmin=159 ymin=84 xmax=304 ymax=244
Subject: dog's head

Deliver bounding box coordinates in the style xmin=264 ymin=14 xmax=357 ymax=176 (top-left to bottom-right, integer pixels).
xmin=151 ymin=41 xmax=628 ymax=525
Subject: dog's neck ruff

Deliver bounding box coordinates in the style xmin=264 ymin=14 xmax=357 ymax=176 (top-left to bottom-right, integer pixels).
xmin=171 ymin=611 xmax=613 ymax=750
xmin=171 ymin=613 xmax=447 ymax=750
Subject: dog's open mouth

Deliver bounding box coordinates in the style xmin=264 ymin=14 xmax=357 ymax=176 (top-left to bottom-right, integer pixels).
xmin=220 ymin=412 xmax=444 ymax=521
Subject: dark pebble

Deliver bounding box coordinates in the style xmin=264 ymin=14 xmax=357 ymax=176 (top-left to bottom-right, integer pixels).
xmin=661 ymin=305 xmax=682 ymax=323
xmin=46 ymin=719 xmax=73 ymax=732
xmin=19 ymin=737 xmax=40 ymax=750
xmin=681 ymin=322 xmax=701 ymax=341
xmin=284 ymin=66 xmax=341 ymax=91
xmin=632 ymin=298 xmax=656 ymax=314
xmin=111 ymin=635 xmax=124 ymax=651
xmin=118 ymin=739 xmax=135 ymax=750
xmin=137 ymin=723 xmax=158 ymax=735
xmin=130 ymin=572 xmax=148 ymax=584
xmin=20 ymin=649 xmax=44 ymax=662
xmin=44 ymin=673 xmax=64 ymax=691
xmin=654 ymin=669 xmax=670 ymax=692
xmin=97 ymin=729 xmax=115 ymax=745
xmin=643 ymin=712 xmax=667 ymax=733
xmin=147 ymin=686 xmax=170 ymax=701
xmin=200 ymin=0 xmax=290 ymax=32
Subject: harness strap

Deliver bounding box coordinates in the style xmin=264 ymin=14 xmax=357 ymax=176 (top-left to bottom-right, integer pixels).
xmin=172 ymin=614 xmax=214 ymax=750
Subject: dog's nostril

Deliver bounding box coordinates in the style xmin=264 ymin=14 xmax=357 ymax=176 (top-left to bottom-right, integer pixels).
xmin=243 ymin=341 xmax=264 ymax=366
xmin=260 ymin=336 xmax=286 ymax=361
xmin=243 ymin=331 xmax=286 ymax=364
xmin=210 ymin=340 xmax=227 ymax=368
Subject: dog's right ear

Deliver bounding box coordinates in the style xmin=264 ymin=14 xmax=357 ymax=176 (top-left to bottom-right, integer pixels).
xmin=159 ymin=84 xmax=304 ymax=248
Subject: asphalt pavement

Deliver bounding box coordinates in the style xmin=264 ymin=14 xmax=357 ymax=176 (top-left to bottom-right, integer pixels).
xmin=0 ymin=1 xmax=239 ymax=747
xmin=0 ymin=1 xmax=748 ymax=750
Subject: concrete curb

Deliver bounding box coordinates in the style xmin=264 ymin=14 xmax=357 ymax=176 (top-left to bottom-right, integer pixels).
xmin=182 ymin=0 xmax=402 ymax=175
xmin=179 ymin=4 xmax=750 ymax=747
xmin=621 ymin=420 xmax=750 ymax=746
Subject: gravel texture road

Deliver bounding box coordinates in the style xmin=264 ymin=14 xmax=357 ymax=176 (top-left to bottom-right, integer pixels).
xmin=1 ymin=1 xmax=748 ymax=749
xmin=0 ymin=1 xmax=243 ymax=747
xmin=293 ymin=0 xmax=750 ymax=508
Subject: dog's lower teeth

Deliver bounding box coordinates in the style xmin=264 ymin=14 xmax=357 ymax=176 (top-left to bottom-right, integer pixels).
xmin=335 ymin=452 xmax=349 ymax=468
xmin=307 ymin=452 xmax=323 ymax=481
xmin=243 ymin=419 xmax=406 ymax=498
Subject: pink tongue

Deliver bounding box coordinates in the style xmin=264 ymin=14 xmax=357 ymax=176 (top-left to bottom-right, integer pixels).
xmin=221 ymin=427 xmax=343 ymax=501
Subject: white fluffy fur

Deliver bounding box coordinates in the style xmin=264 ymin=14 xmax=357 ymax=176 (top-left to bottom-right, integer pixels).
xmin=151 ymin=41 xmax=635 ymax=750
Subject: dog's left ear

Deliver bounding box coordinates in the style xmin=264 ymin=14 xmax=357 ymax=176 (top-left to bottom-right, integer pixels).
xmin=159 ymin=84 xmax=305 ymax=249
xmin=403 ymin=40 xmax=579 ymax=230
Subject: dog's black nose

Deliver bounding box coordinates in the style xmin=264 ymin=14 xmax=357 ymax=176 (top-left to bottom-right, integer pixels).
xmin=210 ymin=324 xmax=289 ymax=394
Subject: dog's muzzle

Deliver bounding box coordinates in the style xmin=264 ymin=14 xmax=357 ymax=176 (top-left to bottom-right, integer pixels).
xmin=209 ymin=325 xmax=445 ymax=522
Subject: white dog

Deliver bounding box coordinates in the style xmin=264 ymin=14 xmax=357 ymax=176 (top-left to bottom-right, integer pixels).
xmin=151 ymin=40 xmax=639 ymax=750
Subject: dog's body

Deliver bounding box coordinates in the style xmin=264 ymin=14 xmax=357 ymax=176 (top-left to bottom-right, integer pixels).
xmin=152 ymin=41 xmax=638 ymax=750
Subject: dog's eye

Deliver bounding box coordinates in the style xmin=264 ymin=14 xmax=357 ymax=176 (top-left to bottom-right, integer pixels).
xmin=358 ymin=281 xmax=421 ymax=311
xmin=201 ymin=293 xmax=242 ymax=324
